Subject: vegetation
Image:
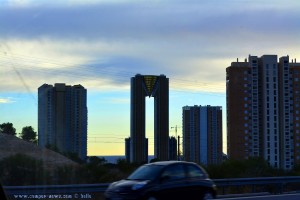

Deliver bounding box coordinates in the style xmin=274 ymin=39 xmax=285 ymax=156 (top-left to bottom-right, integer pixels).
xmin=0 ymin=154 xmax=137 ymax=185
xmin=2 ymin=153 xmax=300 ymax=186
xmin=0 ymin=154 xmax=49 ymax=185
xmin=19 ymin=126 xmax=37 ymax=143
xmin=2 ymin=121 xmax=300 ymax=186
xmin=206 ymin=157 xmax=286 ymax=179
xmin=4 ymin=153 xmax=300 ymax=197
xmin=0 ymin=122 xmax=37 ymax=144
xmin=0 ymin=122 xmax=16 ymax=136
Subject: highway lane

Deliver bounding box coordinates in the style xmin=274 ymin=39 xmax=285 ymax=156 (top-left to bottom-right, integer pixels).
xmin=218 ymin=193 xmax=300 ymax=200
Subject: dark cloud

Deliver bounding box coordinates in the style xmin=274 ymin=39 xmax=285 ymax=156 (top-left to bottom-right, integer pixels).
xmin=1 ymin=1 xmax=299 ymax=41
xmin=72 ymin=55 xmax=167 ymax=86
xmin=1 ymin=0 xmax=300 ymax=92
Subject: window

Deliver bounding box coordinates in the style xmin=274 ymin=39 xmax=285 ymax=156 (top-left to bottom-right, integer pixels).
xmin=161 ymin=164 xmax=185 ymax=181
xmin=186 ymin=164 xmax=205 ymax=178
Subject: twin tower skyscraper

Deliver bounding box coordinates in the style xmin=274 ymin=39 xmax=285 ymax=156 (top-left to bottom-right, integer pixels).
xmin=130 ymin=74 xmax=169 ymax=163
xmin=38 ymin=75 xmax=169 ymax=164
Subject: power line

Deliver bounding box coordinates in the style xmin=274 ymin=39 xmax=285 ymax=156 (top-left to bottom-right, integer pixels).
xmin=0 ymin=47 xmax=37 ymax=104
xmin=0 ymin=52 xmax=226 ymax=94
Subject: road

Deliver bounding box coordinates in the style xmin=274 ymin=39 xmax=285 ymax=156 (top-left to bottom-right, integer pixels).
xmin=218 ymin=193 xmax=300 ymax=200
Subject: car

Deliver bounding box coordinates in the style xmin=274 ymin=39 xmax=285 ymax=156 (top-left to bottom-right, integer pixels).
xmin=104 ymin=160 xmax=217 ymax=200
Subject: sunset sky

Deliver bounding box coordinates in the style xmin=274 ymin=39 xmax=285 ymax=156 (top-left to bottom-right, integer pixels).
xmin=1 ymin=0 xmax=300 ymax=156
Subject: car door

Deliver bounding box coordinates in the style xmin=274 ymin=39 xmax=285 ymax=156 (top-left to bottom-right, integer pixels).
xmin=156 ymin=164 xmax=187 ymax=200
xmin=185 ymin=164 xmax=209 ymax=199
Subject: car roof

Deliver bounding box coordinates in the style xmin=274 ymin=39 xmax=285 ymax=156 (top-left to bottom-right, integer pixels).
xmin=146 ymin=160 xmax=197 ymax=166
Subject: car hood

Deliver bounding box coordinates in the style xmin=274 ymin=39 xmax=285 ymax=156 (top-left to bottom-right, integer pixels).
xmin=107 ymin=179 xmax=150 ymax=192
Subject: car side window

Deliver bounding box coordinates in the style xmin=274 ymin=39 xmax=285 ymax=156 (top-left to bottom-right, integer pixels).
xmin=186 ymin=164 xmax=205 ymax=178
xmin=161 ymin=164 xmax=185 ymax=182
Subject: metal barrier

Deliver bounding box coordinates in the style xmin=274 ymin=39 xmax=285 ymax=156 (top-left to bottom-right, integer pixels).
xmin=4 ymin=183 xmax=109 ymax=195
xmin=4 ymin=176 xmax=300 ymax=197
xmin=214 ymin=176 xmax=300 ymax=195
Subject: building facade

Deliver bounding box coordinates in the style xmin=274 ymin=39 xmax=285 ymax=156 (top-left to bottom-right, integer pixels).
xmin=125 ymin=136 xmax=176 ymax=162
xmin=125 ymin=137 xmax=148 ymax=163
xmin=182 ymin=105 xmax=223 ymax=166
xmin=125 ymin=137 xmax=131 ymax=163
xmin=38 ymin=83 xmax=87 ymax=160
xmin=130 ymin=74 xmax=169 ymax=163
xmin=227 ymin=55 xmax=300 ymax=169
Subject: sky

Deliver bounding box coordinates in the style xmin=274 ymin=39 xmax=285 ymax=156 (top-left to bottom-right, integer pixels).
xmin=1 ymin=0 xmax=300 ymax=156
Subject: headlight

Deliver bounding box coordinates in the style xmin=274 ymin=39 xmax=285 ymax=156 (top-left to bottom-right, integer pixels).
xmin=107 ymin=182 xmax=117 ymax=190
xmin=131 ymin=181 xmax=148 ymax=190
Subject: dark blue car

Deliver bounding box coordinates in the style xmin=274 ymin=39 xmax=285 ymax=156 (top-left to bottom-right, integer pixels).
xmin=105 ymin=161 xmax=217 ymax=200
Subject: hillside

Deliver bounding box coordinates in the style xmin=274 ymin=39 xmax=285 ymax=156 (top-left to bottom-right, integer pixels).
xmin=0 ymin=133 xmax=79 ymax=170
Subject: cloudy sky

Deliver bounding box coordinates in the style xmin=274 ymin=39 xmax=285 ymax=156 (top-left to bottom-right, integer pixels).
xmin=1 ymin=0 xmax=300 ymax=156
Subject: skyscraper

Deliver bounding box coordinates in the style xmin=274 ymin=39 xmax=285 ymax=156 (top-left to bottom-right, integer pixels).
xmin=130 ymin=74 xmax=169 ymax=163
xmin=125 ymin=137 xmax=148 ymax=163
xmin=125 ymin=137 xmax=131 ymax=163
xmin=182 ymin=105 xmax=223 ymax=166
xmin=227 ymin=55 xmax=300 ymax=169
xmin=38 ymin=83 xmax=87 ymax=160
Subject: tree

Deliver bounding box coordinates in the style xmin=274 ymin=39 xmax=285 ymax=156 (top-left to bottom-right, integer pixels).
xmin=64 ymin=152 xmax=85 ymax=164
xmin=0 ymin=122 xmax=16 ymax=136
xmin=206 ymin=157 xmax=277 ymax=179
xmin=20 ymin=126 xmax=37 ymax=143
xmin=88 ymin=156 xmax=107 ymax=166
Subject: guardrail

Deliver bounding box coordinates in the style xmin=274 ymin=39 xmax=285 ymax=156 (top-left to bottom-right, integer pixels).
xmin=4 ymin=183 xmax=109 ymax=195
xmin=214 ymin=176 xmax=300 ymax=195
xmin=3 ymin=176 xmax=300 ymax=198
xmin=3 ymin=184 xmax=110 ymax=200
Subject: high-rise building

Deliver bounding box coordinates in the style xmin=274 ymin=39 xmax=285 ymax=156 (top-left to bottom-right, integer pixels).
xmin=130 ymin=74 xmax=169 ymax=163
xmin=125 ymin=137 xmax=131 ymax=163
xmin=125 ymin=137 xmax=148 ymax=163
xmin=38 ymin=83 xmax=87 ymax=160
xmin=227 ymin=55 xmax=300 ymax=169
xmin=182 ymin=105 xmax=223 ymax=166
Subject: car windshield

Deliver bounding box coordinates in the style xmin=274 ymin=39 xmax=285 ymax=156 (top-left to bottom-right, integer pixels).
xmin=127 ymin=165 xmax=164 ymax=181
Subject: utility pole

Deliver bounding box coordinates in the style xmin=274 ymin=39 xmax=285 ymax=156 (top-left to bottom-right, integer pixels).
xmin=178 ymin=135 xmax=180 ymax=161
xmin=171 ymin=125 xmax=181 ymax=161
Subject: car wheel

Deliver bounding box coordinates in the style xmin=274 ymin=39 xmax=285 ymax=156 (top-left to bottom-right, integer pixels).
xmin=202 ymin=192 xmax=213 ymax=200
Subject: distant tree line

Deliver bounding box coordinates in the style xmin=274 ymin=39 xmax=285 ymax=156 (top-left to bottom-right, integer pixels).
xmin=0 ymin=122 xmax=37 ymax=143
xmin=0 ymin=154 xmax=137 ymax=186
xmin=3 ymin=154 xmax=300 ymax=186
xmin=3 ymin=122 xmax=300 ymax=187
xmin=3 ymin=153 xmax=300 ymax=186
xmin=205 ymin=157 xmax=298 ymax=179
